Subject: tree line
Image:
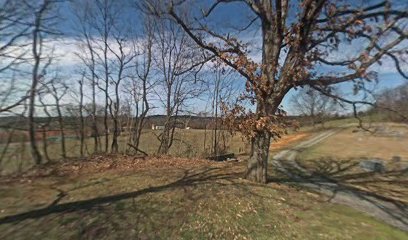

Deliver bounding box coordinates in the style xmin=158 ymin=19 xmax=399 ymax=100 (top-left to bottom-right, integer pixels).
xmin=0 ymin=0 xmax=239 ymax=171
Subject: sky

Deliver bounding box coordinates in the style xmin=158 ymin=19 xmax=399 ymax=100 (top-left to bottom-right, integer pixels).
xmin=2 ymin=0 xmax=406 ymax=116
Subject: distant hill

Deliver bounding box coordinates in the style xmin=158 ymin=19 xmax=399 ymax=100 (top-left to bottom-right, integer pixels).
xmin=0 ymin=113 xmax=348 ymax=132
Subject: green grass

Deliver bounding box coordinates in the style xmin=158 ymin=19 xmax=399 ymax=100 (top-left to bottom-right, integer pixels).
xmin=0 ymin=161 xmax=406 ymax=240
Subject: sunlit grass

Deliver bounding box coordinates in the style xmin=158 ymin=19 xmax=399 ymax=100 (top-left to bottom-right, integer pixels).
xmin=0 ymin=161 xmax=406 ymax=239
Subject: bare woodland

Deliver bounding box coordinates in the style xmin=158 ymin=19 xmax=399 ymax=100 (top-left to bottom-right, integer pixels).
xmin=0 ymin=0 xmax=407 ymax=184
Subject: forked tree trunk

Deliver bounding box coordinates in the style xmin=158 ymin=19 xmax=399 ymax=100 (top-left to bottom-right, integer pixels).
xmin=246 ymin=131 xmax=271 ymax=184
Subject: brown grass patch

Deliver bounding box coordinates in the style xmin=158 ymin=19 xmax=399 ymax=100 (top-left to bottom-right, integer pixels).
xmin=1 ymin=155 xmax=228 ymax=183
xmin=302 ymin=127 xmax=408 ymax=160
xmin=272 ymin=132 xmax=309 ymax=150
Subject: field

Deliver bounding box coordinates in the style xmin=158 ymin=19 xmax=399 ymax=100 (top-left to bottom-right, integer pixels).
xmin=0 ymin=129 xmax=249 ymax=175
xmin=295 ymin=123 xmax=408 ymax=204
xmin=0 ymin=118 xmax=355 ymax=175
xmin=0 ymin=119 xmax=407 ymax=239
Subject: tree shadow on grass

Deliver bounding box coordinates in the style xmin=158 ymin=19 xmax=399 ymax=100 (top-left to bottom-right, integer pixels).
xmin=0 ymin=167 xmax=226 ymax=224
xmin=0 ymin=164 xmax=302 ymax=239
xmin=270 ymin=157 xmax=408 ymax=231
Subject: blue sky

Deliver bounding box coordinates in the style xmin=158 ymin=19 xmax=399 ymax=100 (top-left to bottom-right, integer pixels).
xmin=48 ymin=0 xmax=408 ymax=115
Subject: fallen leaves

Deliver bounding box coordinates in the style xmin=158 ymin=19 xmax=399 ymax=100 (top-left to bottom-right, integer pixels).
xmin=1 ymin=155 xmax=229 ymax=182
xmin=53 ymin=155 xmax=226 ymax=176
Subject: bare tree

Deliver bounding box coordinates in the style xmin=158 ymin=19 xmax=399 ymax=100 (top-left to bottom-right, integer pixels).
xmin=208 ymin=63 xmax=238 ymax=156
xmin=0 ymin=0 xmax=30 ymax=113
xmin=85 ymin=0 xmax=116 ymax=153
xmin=108 ymin=33 xmax=137 ymax=153
xmin=78 ymin=74 xmax=86 ymax=157
xmin=152 ymin=17 xmax=209 ymax=155
xmin=144 ymin=0 xmax=408 ymax=183
xmin=291 ymin=86 xmax=337 ymax=127
xmin=73 ymin=0 xmax=132 ymax=153
xmin=72 ymin=1 xmax=101 ymax=153
xmin=375 ymin=83 xmax=408 ymax=122
xmin=127 ymin=18 xmax=154 ymax=155
xmin=48 ymin=77 xmax=69 ymax=158
xmin=27 ymin=0 xmax=60 ymax=165
xmin=38 ymin=90 xmax=52 ymax=162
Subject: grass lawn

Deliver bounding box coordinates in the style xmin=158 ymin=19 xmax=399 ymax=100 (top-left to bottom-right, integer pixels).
xmin=0 ymin=156 xmax=406 ymax=239
xmin=295 ymin=123 xmax=408 ymax=203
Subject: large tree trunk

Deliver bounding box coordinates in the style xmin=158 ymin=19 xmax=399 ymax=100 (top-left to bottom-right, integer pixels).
xmin=244 ymin=16 xmax=276 ymax=183
xmin=245 ymin=20 xmax=281 ymax=183
xmin=246 ymin=131 xmax=270 ymax=184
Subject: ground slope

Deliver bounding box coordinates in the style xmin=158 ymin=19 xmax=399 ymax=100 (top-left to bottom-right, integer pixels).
xmin=0 ymin=155 xmax=406 ymax=239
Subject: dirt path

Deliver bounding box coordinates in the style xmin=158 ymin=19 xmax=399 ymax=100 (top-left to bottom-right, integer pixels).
xmin=271 ymin=126 xmax=408 ymax=232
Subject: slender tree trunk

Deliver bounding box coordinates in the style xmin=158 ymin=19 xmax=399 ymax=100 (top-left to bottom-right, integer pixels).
xmin=79 ymin=80 xmax=85 ymax=157
xmin=133 ymin=99 xmax=139 ymax=145
xmin=104 ymin=79 xmax=109 ymax=153
xmin=213 ymin=76 xmax=220 ymax=156
xmin=203 ymin=123 xmax=207 ymax=153
xmin=39 ymin=94 xmax=53 ymax=162
xmin=158 ymin=92 xmax=172 ymax=154
xmin=111 ymin=63 xmax=123 ymax=153
xmin=168 ymin=115 xmax=177 ymax=150
xmin=41 ymin=126 xmax=50 ymax=162
xmin=158 ymin=125 xmax=170 ymax=154
xmin=28 ymin=14 xmax=43 ymax=165
xmin=131 ymin=93 xmax=149 ymax=155
xmin=111 ymin=103 xmax=119 ymax=153
xmin=103 ymin=7 xmax=109 ymax=153
xmin=28 ymin=84 xmax=42 ymax=165
xmin=86 ymin=35 xmax=99 ymax=154
xmin=55 ymin=100 xmax=66 ymax=158
xmin=91 ymin=64 xmax=99 ymax=153
xmin=89 ymin=59 xmax=101 ymax=153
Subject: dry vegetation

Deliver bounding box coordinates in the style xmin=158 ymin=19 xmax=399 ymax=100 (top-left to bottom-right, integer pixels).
xmin=0 ymin=155 xmax=406 ymax=239
xmin=1 ymin=0 xmax=408 ymax=238
xmin=0 ymin=129 xmax=248 ymax=175
xmin=301 ymin=123 xmax=408 ymax=160
xmin=296 ymin=123 xmax=408 ymax=203
xmin=1 ymin=120 xmax=407 ymax=239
